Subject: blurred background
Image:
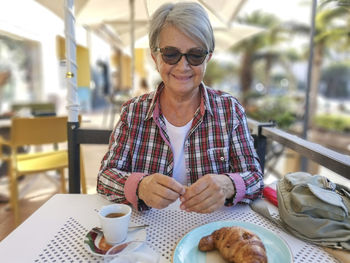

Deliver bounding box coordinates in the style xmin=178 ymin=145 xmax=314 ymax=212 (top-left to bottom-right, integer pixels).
xmin=0 ymin=0 xmax=349 ymax=239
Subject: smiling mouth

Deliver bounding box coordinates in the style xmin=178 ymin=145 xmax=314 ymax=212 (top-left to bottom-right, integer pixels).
xmin=173 ymin=74 xmax=192 ymax=81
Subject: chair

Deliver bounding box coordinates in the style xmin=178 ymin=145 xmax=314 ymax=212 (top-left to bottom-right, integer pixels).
xmin=251 ymin=120 xmax=277 ymax=174
xmin=0 ymin=116 xmax=86 ymax=225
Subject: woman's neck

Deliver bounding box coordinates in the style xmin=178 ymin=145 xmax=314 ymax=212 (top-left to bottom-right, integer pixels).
xmin=160 ymin=88 xmax=200 ymax=127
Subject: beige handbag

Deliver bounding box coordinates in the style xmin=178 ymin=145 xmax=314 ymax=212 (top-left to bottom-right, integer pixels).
xmin=277 ymin=172 xmax=350 ymax=250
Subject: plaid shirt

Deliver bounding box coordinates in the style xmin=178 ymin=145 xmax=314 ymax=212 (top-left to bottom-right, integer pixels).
xmin=97 ymin=83 xmax=263 ymax=211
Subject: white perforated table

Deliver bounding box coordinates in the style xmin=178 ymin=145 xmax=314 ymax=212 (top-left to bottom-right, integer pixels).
xmin=0 ymin=194 xmax=338 ymax=263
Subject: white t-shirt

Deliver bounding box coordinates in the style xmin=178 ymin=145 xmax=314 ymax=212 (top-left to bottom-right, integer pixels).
xmin=164 ymin=117 xmax=193 ymax=185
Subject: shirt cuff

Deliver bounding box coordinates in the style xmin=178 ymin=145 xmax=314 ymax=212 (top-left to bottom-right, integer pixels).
xmin=125 ymin=172 xmax=146 ymax=210
xmin=226 ymin=173 xmax=246 ymax=205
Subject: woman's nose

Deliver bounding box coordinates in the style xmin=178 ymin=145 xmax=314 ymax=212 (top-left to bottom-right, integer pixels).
xmin=176 ymin=55 xmax=190 ymax=69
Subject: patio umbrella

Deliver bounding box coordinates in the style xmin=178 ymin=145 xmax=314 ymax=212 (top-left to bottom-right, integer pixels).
xmin=36 ymin=0 xmax=260 ymax=116
xmin=125 ymin=23 xmax=264 ymax=50
xmin=76 ymin=0 xmax=261 ymax=49
xmin=36 ymin=0 xmax=246 ymax=25
xmin=76 ymin=0 xmax=263 ymax=92
xmin=63 ymin=0 xmax=79 ymax=123
xmin=36 ymin=0 xmax=254 ymax=90
xmin=74 ymin=0 xmax=246 ymax=26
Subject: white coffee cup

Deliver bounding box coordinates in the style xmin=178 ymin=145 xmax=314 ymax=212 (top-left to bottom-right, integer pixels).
xmin=98 ymin=204 xmax=132 ymax=245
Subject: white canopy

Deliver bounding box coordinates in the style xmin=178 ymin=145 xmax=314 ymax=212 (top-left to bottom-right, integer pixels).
xmin=35 ymin=0 xmax=264 ymax=121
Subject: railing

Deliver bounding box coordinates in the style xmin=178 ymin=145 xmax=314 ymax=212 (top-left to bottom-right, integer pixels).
xmin=247 ymin=118 xmax=350 ymax=179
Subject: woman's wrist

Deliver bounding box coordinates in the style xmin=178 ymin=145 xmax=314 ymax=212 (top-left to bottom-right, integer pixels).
xmin=223 ymin=174 xmax=236 ymax=200
xmin=137 ymin=177 xmax=145 ymax=201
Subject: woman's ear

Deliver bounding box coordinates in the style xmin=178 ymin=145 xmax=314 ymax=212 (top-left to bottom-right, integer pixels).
xmin=207 ymin=52 xmax=213 ymax=63
xmin=151 ymin=53 xmax=159 ymax=72
xmin=151 ymin=52 xmax=157 ymax=64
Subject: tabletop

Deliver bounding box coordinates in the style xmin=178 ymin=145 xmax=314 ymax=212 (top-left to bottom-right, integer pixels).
xmin=0 ymin=194 xmax=339 ymax=263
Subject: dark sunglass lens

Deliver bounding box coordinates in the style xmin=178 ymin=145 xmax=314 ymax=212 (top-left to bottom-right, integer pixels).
xmin=187 ymin=49 xmax=207 ymax=66
xmin=161 ymin=47 xmax=181 ymax=64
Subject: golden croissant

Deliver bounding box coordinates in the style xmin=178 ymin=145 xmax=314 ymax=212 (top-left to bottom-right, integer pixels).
xmin=198 ymin=226 xmax=267 ymax=263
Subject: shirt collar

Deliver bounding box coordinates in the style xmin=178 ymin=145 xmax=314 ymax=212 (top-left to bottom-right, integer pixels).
xmin=144 ymin=82 xmax=213 ymax=121
xmin=145 ymin=82 xmax=164 ymax=121
xmin=201 ymin=82 xmax=213 ymax=116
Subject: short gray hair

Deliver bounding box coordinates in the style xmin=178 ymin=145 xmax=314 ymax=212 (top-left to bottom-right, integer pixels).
xmin=149 ymin=2 xmax=215 ymax=53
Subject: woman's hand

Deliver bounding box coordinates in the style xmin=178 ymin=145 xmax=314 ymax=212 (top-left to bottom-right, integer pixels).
xmin=180 ymin=174 xmax=235 ymax=213
xmin=138 ymin=173 xmax=185 ymax=209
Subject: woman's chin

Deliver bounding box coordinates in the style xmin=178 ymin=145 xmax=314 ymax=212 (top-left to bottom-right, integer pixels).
xmin=171 ymin=79 xmax=198 ymax=89
xmin=171 ymin=84 xmax=196 ymax=94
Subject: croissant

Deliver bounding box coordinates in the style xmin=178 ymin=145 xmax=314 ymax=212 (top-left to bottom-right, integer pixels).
xmin=198 ymin=226 xmax=267 ymax=263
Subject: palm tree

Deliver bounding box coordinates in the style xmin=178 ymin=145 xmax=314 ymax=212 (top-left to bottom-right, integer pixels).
xmin=287 ymin=3 xmax=350 ymax=128
xmin=231 ymin=11 xmax=284 ymax=106
xmin=321 ymin=0 xmax=350 ymax=8
xmin=310 ymin=5 xmax=349 ymax=126
xmin=204 ymin=60 xmax=237 ymax=87
xmin=252 ymin=48 xmax=301 ymax=94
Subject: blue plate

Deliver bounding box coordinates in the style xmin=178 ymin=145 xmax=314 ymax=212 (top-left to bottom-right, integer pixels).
xmin=173 ymin=221 xmax=293 ymax=263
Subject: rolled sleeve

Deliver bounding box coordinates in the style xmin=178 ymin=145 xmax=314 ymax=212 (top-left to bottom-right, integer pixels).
xmin=226 ymin=173 xmax=247 ymax=205
xmin=124 ymin=172 xmax=147 ymax=209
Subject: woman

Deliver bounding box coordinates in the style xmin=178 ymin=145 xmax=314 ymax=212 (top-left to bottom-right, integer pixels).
xmin=97 ymin=2 xmax=263 ymax=214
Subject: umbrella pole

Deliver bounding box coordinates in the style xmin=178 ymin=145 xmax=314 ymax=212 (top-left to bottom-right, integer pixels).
xmin=64 ymin=0 xmax=81 ymax=193
xmin=301 ymin=0 xmax=317 ymax=172
xmin=130 ymin=0 xmax=135 ymax=92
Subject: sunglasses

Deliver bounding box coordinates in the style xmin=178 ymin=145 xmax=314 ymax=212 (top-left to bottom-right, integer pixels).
xmin=155 ymin=46 xmax=209 ymax=66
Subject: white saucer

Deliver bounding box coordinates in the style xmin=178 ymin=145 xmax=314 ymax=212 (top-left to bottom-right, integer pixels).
xmin=84 ymin=223 xmax=147 ymax=257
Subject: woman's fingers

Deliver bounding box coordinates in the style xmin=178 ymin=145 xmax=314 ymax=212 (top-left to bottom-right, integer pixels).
xmin=180 ymin=174 xmax=230 ymax=213
xmin=147 ymin=191 xmax=174 ymax=209
xmin=182 ymin=189 xmax=222 ymax=212
xmin=155 ymin=182 xmax=181 ymax=201
xmin=138 ymin=173 xmax=185 ymax=209
xmin=181 ymin=187 xmax=224 ymax=213
xmin=181 ymin=177 xmax=209 ymax=200
xmin=157 ymin=174 xmax=186 ymax=196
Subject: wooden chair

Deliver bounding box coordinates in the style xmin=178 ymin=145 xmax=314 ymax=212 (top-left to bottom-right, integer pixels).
xmin=0 ymin=116 xmax=86 ymax=225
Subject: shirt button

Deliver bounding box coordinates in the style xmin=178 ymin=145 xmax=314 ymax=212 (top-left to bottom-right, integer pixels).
xmin=187 ymin=168 xmax=191 ymax=173
xmin=220 ymin=156 xmax=225 ymax=162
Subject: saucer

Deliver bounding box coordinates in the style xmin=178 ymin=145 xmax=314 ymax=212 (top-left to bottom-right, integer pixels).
xmin=84 ymin=224 xmax=147 ymax=256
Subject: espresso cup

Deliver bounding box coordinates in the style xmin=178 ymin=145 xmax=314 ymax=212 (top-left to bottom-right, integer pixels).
xmin=98 ymin=204 xmax=132 ymax=245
